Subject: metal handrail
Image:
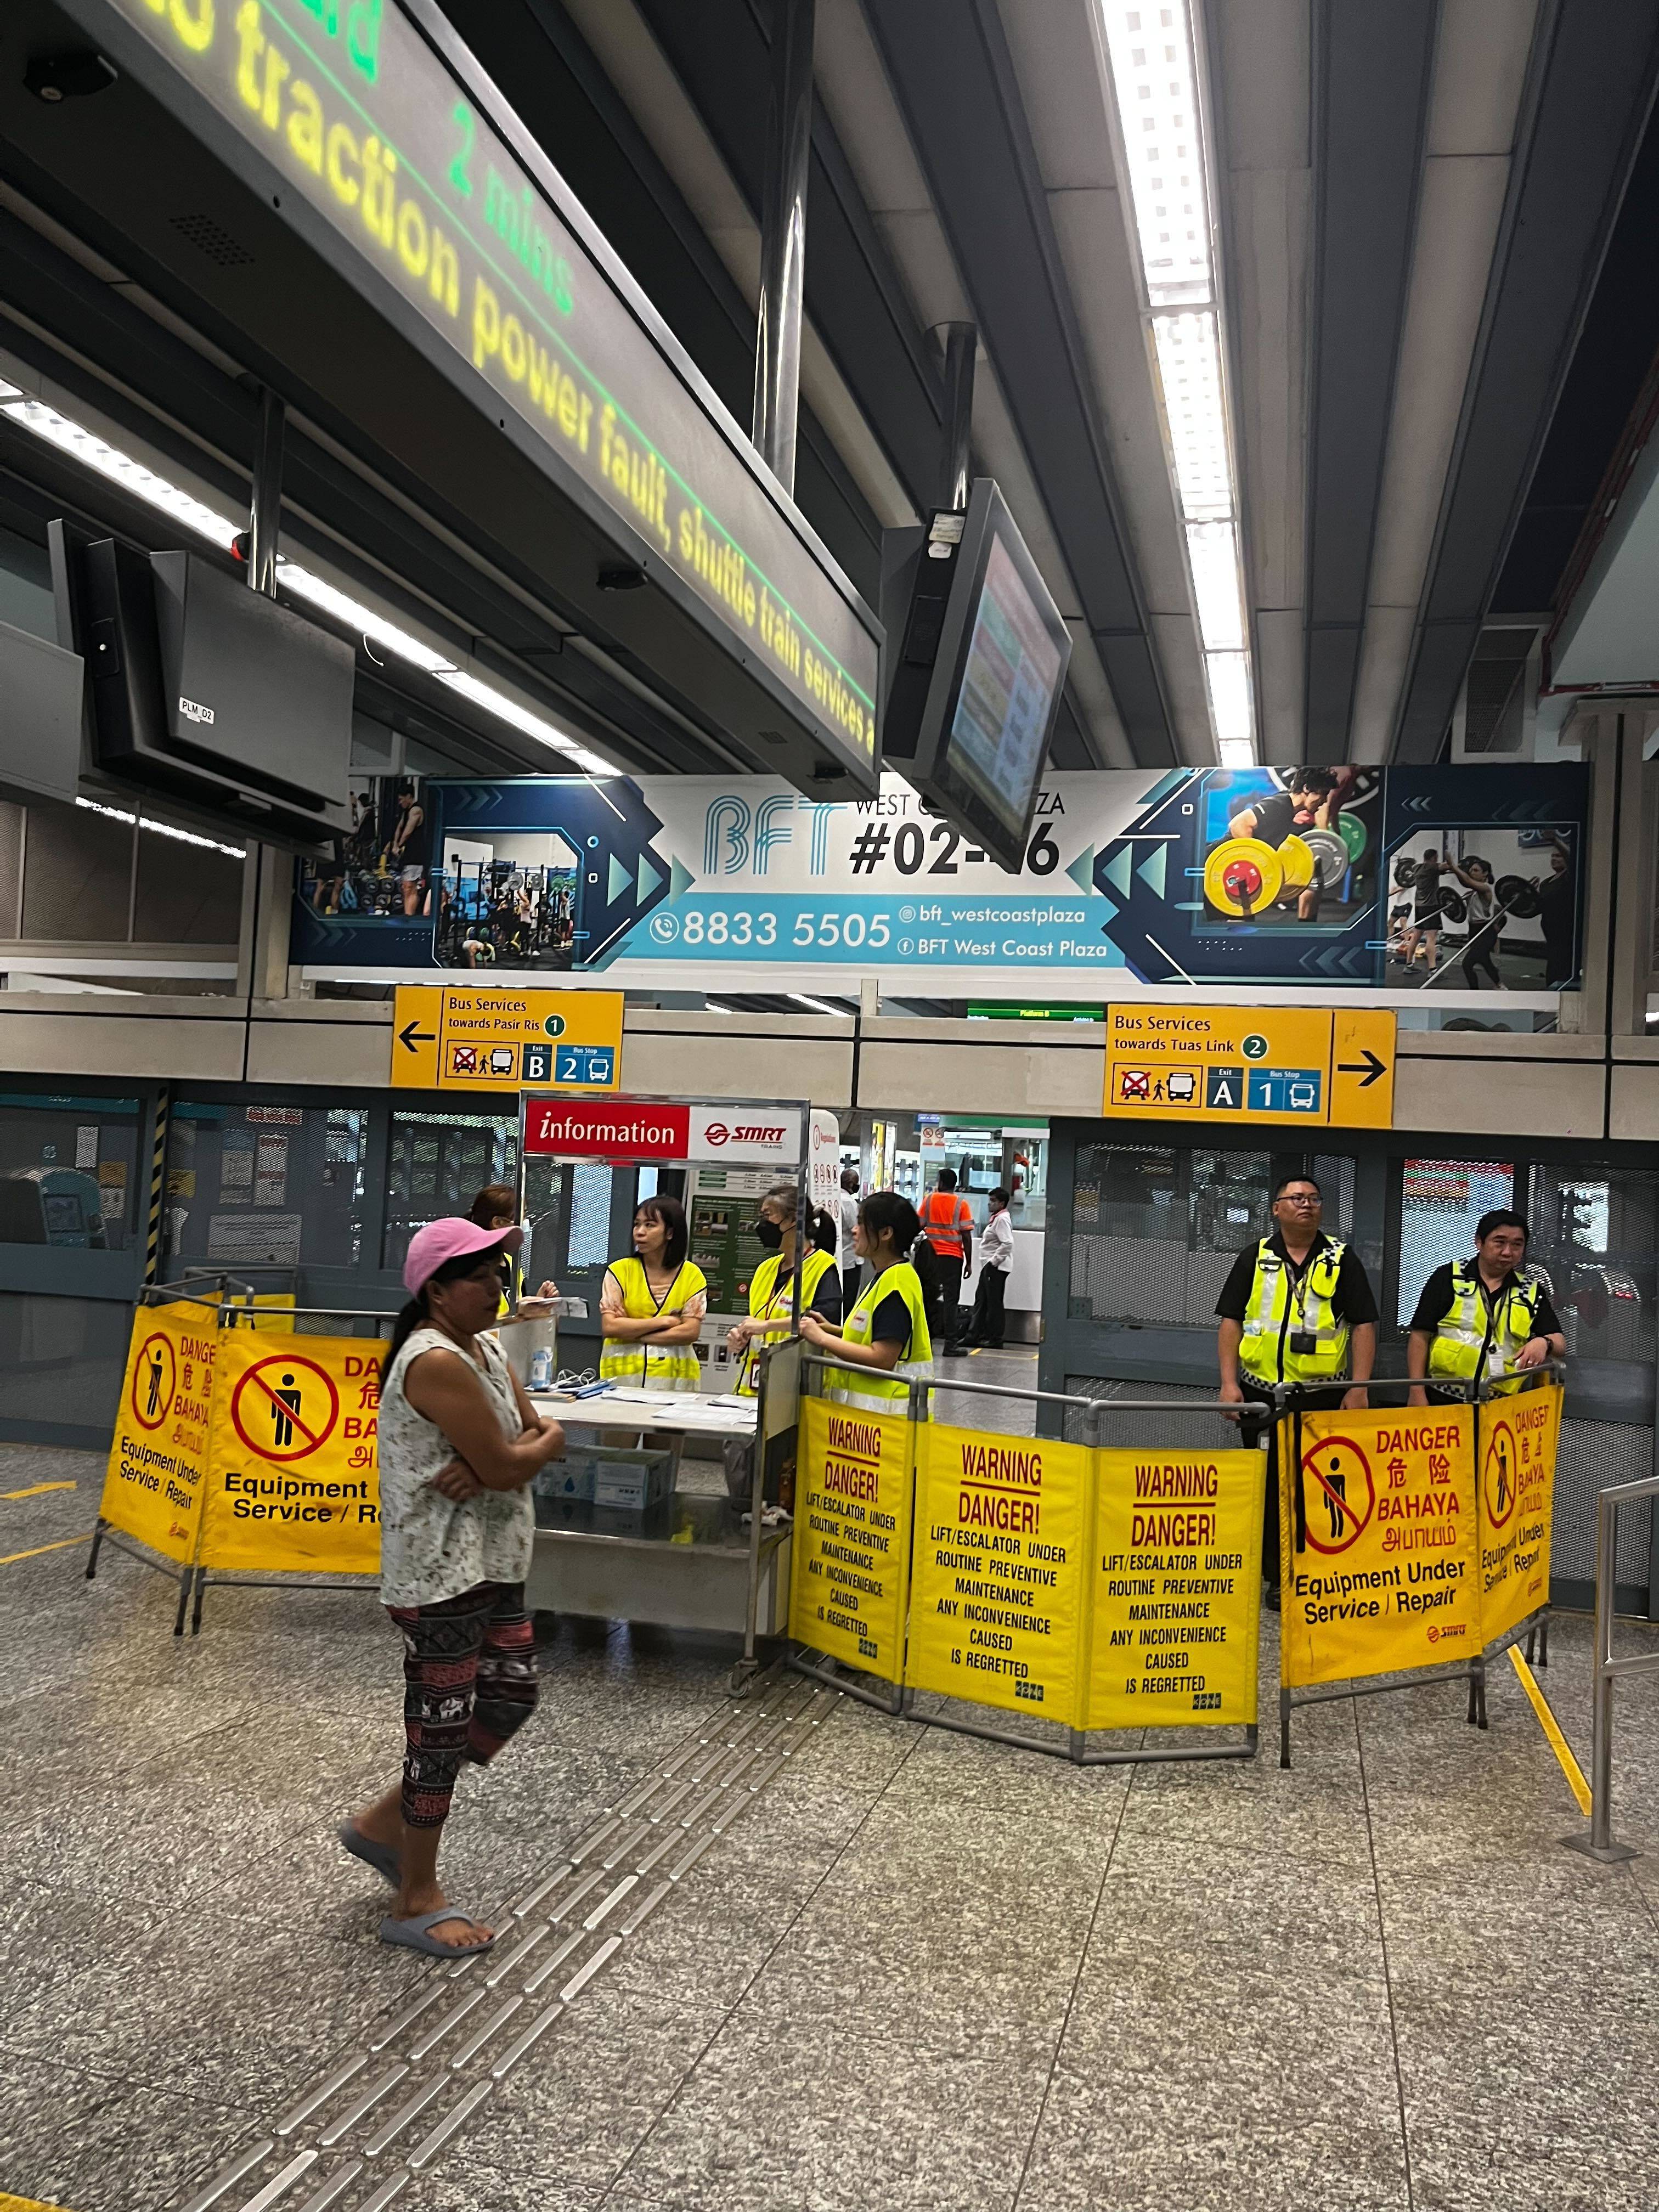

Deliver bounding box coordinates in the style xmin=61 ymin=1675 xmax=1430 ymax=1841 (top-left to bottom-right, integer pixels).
xmin=1563 ymin=1473 xmax=1659 ymax=1864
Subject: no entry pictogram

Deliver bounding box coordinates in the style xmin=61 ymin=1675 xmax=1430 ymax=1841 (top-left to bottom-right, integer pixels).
xmin=131 ymin=1332 xmax=177 ymax=1432
xmin=230 ymin=1354 xmax=340 ymax=1464
xmin=1483 ymin=1419 xmax=1519 ymax=1530
xmin=1299 ymin=1434 xmax=1375 ymax=1554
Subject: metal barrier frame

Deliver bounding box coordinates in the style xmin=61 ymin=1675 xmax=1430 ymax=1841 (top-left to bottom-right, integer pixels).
xmin=86 ymin=1283 xmax=398 ymax=1634
xmin=788 ymin=1358 xmax=1264 ymax=1765
xmin=1277 ymin=1365 xmax=1562 ymax=1768
xmin=1561 ymin=1471 xmax=1659 ymax=1863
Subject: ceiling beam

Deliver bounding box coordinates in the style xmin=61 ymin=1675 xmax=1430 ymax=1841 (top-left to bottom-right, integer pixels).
xmin=1391 ymin=0 xmax=1659 ymax=761
xmin=1302 ymin=0 xmax=1439 ymax=765
xmin=862 ymin=0 xmax=1177 ymax=766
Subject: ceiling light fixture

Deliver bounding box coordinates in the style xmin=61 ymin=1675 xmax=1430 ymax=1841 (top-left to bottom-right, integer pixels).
xmin=0 ymin=386 xmax=621 ymax=779
xmin=75 ymin=793 xmax=245 ymax=859
xmin=1094 ymin=1 xmax=1257 ymax=766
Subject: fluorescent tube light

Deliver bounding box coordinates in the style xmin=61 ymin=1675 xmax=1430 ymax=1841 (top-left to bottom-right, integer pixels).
xmin=1096 ymin=1 xmax=1257 ymax=765
xmin=788 ymin=992 xmax=853 ymax=1017
xmin=76 ymin=793 xmax=245 ymax=859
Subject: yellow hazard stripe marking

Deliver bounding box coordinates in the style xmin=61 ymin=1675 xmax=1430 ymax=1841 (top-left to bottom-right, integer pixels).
xmin=1509 ymin=1644 xmax=1592 ymax=1816
xmin=1 ymin=2194 xmax=77 ymax=2210
xmin=0 ymin=1534 xmax=92 ymax=1569
xmin=1 ymin=1480 xmax=77 ymax=1499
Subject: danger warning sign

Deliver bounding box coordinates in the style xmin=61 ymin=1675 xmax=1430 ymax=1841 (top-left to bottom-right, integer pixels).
xmin=201 ymin=1330 xmax=381 ymax=1575
xmin=229 ymin=1355 xmax=341 ymax=1465
xmin=1279 ymin=1404 xmax=1481 ymax=1686
xmin=1477 ymin=1380 xmax=1560 ymax=1646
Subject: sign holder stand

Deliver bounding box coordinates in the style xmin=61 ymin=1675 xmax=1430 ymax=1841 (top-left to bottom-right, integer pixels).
xmin=1277 ymin=1366 xmax=1563 ymax=1767
xmin=790 ymin=1364 xmax=1265 ymax=1765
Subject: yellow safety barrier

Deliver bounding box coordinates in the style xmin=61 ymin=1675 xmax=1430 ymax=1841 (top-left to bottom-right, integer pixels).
xmin=790 ymin=1376 xmax=1267 ymax=1760
xmin=92 ymin=1295 xmax=383 ymax=1633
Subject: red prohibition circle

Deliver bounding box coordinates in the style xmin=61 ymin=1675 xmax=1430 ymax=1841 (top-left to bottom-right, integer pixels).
xmin=1483 ymin=1419 xmax=1519 ymax=1530
xmin=1299 ymin=1434 xmax=1376 ymax=1554
xmin=230 ymin=1354 xmax=340 ymax=1464
xmin=131 ymin=1331 xmax=177 ymax=1432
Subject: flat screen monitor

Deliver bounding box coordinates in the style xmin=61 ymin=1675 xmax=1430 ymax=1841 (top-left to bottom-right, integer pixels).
xmin=904 ymin=481 xmax=1071 ymax=871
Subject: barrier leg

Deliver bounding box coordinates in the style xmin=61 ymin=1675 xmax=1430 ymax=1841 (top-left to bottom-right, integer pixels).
xmin=1279 ymin=1684 xmax=1291 ymax=1770
xmin=1539 ymin=1613 xmax=1550 ymax=1670
xmin=1564 ymin=1493 xmax=1639 ymax=1862
xmin=85 ymin=1517 xmax=106 ymax=1582
xmin=1467 ymin=1653 xmax=1487 ymax=1730
xmin=189 ymin=1566 xmax=207 ymax=1637
xmin=172 ymin=1565 xmax=192 ymax=1638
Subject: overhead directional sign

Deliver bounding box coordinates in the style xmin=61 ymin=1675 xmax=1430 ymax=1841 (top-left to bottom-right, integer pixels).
xmin=392 ymin=986 xmax=623 ymax=1093
xmin=1103 ymin=1005 xmax=1395 ymax=1128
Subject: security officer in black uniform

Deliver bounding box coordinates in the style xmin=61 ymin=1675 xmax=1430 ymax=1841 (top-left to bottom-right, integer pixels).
xmin=1216 ymin=1172 xmax=1378 ymax=1604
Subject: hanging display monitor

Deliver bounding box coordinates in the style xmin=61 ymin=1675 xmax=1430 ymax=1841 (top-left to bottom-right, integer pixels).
xmin=888 ymin=481 xmax=1071 ymax=871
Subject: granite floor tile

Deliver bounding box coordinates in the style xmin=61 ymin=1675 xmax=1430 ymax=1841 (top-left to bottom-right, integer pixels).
xmin=1361 ymin=1735 xmax=1597 ymax=1873
xmin=0 ymin=2047 xmax=259 ymax=2212
xmin=1376 ymin=1857 xmax=1659 ymax=1990
xmin=614 ymin=2013 xmax=1052 ymax=2212
xmin=1408 ymin=2118 xmax=1658 ymax=2212
xmin=1114 ymin=1753 xmax=1373 ymax=1866
xmin=1016 ymin=2109 xmax=1412 ymax=2212
xmin=1093 ymin=1832 xmax=1386 ymax=1978
xmin=877 ymin=1715 xmax=1136 ymax=1827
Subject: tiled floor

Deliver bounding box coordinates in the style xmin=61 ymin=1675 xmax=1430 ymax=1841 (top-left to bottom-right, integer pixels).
xmin=3 ymin=1438 xmax=1659 ymax=2212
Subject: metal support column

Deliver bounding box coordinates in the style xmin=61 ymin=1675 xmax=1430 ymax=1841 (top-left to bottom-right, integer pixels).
xmin=751 ymin=0 xmax=815 ymax=494
xmin=247 ymin=386 xmax=285 ymax=599
xmin=935 ymin=321 xmax=977 ymax=514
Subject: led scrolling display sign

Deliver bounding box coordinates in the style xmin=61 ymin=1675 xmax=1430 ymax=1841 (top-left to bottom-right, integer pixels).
xmin=85 ymin=0 xmax=879 ymax=781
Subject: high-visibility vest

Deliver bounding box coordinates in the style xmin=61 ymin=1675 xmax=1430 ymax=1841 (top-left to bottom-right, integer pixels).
xmin=599 ymin=1257 xmax=707 ymax=1392
xmin=733 ymin=1246 xmax=837 ymax=1398
xmin=1239 ymin=1237 xmax=1352 ymax=1386
xmin=827 ymin=1261 xmax=934 ymax=1414
xmin=1426 ymin=1261 xmax=1544 ymax=1388
xmin=918 ymin=1191 xmax=970 ymax=1260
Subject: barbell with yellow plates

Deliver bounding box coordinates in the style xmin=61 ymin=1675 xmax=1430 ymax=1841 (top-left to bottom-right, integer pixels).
xmin=1277 ymin=833 xmax=1316 ymax=890
xmin=1204 ymin=836 xmax=1284 ymax=917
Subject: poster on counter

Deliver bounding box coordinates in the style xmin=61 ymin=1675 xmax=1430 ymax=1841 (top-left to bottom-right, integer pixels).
xmin=292 ymin=763 xmax=1590 ymax=998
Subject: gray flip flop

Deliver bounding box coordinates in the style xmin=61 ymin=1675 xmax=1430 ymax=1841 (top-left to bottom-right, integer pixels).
xmin=379 ymin=1907 xmax=496 ymax=1959
xmin=337 ymin=1820 xmax=401 ymax=1888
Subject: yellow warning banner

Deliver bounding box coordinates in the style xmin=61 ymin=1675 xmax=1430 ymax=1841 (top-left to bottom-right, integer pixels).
xmin=99 ymin=1299 xmax=218 ymax=1564
xmin=199 ymin=1329 xmax=382 ymax=1574
xmin=1085 ymin=1446 xmax=1265 ymax=1730
xmin=1477 ymin=1380 xmax=1560 ymax=1646
xmin=906 ymin=1423 xmax=1091 ymax=1726
xmin=789 ymin=1397 xmax=913 ymax=1682
xmin=1280 ymin=1404 xmax=1481 ymax=1687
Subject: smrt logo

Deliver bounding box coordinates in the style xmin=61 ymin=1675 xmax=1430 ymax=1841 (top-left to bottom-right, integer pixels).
xmin=178 ymin=695 xmax=215 ymax=725
xmin=703 ymin=1120 xmax=788 ymax=1148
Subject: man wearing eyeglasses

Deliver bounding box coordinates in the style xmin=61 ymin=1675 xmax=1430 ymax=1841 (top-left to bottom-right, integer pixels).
xmin=1215 ymin=1173 xmax=1378 ymax=1605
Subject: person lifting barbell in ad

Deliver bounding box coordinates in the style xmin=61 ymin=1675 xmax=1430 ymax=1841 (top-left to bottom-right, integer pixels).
xmin=1207 ymin=766 xmax=1368 ymax=928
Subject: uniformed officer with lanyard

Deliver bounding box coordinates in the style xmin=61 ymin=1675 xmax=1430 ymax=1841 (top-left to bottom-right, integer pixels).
xmin=1406 ymin=1208 xmax=1563 ymax=1406
xmin=1216 ymin=1172 xmax=1377 ymax=1605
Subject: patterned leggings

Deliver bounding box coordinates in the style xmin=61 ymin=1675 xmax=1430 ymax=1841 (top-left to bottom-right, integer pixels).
xmin=386 ymin=1581 xmax=539 ymax=1829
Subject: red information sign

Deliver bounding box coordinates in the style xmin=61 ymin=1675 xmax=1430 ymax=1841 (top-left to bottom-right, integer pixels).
xmin=523 ymin=1099 xmax=692 ymax=1159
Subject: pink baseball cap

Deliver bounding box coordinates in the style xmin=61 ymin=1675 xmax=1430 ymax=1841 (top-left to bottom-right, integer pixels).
xmin=403 ymin=1216 xmax=523 ymax=1298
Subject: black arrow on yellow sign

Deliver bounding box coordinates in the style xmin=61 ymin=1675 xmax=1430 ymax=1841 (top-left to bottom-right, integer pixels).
xmin=398 ymin=1018 xmax=436 ymax=1054
xmin=1338 ymin=1048 xmax=1386 ymax=1087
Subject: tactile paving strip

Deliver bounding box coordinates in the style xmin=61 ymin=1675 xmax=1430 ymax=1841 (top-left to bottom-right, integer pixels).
xmin=173 ymin=1671 xmax=839 ymax=2212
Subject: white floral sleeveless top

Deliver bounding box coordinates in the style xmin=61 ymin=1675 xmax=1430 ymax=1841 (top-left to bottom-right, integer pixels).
xmin=378 ymin=1326 xmax=533 ymax=1607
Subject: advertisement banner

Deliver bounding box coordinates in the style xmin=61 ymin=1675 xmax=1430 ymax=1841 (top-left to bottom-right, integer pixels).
xmin=1279 ymin=1404 xmax=1482 ymax=1687
xmin=1084 ymin=1447 xmax=1265 ymax=1731
xmin=789 ymin=1397 xmax=913 ymax=1683
xmin=99 ymin=1300 xmax=218 ymax=1564
xmin=1476 ymin=1380 xmax=1560 ymax=1645
xmin=906 ymin=1423 xmax=1090 ymax=1725
xmin=294 ymin=763 xmax=1589 ymax=999
xmin=198 ymin=1330 xmax=382 ymax=1575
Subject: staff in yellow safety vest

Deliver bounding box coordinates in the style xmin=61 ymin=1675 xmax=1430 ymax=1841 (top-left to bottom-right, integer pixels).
xmin=599 ymin=1195 xmax=707 ymax=1392
xmin=1216 ymin=1171 xmax=1378 ymax=1604
xmin=720 ymin=1181 xmax=843 ymax=1513
xmin=1407 ymin=1209 xmax=1563 ymax=1405
xmin=799 ymin=1191 xmax=933 ymax=1415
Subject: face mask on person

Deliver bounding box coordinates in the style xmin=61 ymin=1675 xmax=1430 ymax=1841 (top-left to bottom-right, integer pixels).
xmin=752 ymin=1218 xmax=785 ymax=1251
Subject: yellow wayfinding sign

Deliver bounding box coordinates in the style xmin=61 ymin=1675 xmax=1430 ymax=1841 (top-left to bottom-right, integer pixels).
xmin=789 ymin=1398 xmax=913 ymax=1682
xmin=1477 ymin=1381 xmax=1561 ymax=1644
xmin=1103 ymin=1003 xmax=1395 ymax=1129
xmin=907 ymin=1424 xmax=1091 ymax=1724
xmin=198 ymin=1329 xmax=382 ymax=1575
xmin=392 ymin=985 xmax=624 ymax=1092
xmin=1280 ymin=1404 xmax=1481 ymax=1686
xmin=1086 ymin=1447 xmax=1265 ymax=1730
xmin=101 ymin=1298 xmax=218 ymax=1562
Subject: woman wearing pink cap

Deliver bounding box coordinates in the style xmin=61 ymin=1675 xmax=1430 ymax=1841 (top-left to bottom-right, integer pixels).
xmin=339 ymin=1215 xmax=565 ymax=1958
